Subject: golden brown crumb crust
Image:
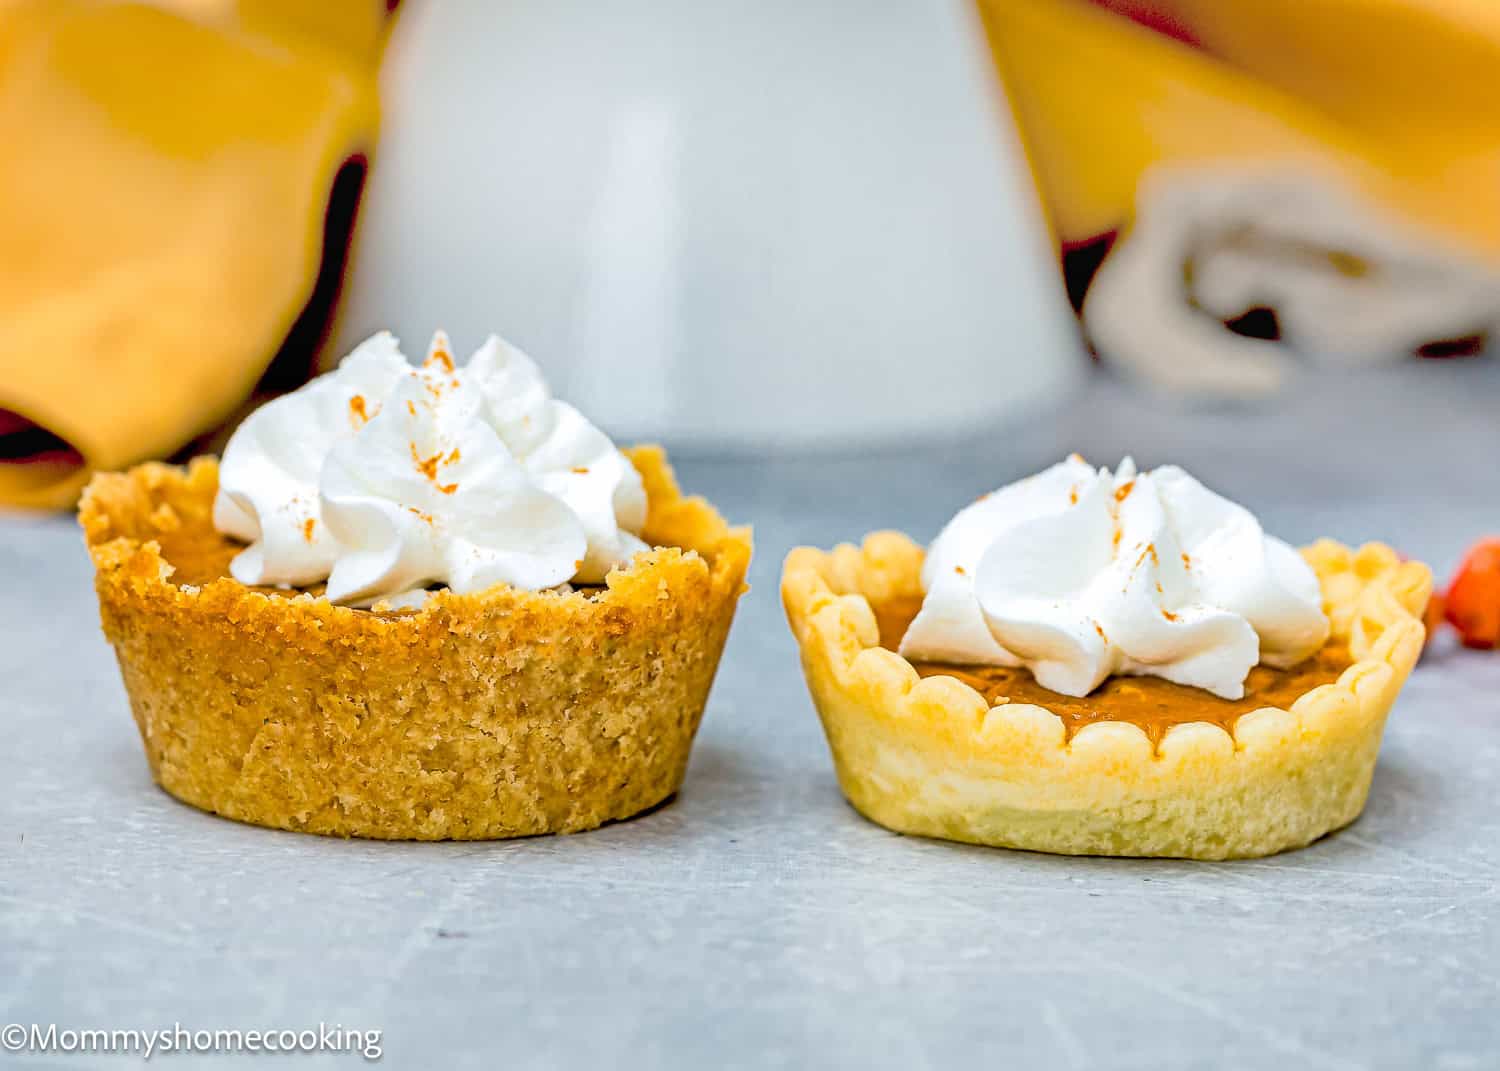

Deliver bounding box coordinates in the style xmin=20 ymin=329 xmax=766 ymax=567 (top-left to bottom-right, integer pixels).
xmin=782 ymin=532 xmax=1429 ymax=860
xmin=80 ymin=446 xmax=751 ymax=840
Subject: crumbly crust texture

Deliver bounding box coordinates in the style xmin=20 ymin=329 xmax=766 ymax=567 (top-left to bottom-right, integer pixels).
xmin=782 ymin=532 xmax=1429 ymax=860
xmin=81 ymin=446 xmax=751 ymax=840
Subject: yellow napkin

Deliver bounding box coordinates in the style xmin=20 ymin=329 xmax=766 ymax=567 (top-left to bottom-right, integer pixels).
xmin=0 ymin=0 xmax=382 ymax=510
xmin=976 ymin=0 xmax=1500 ymax=391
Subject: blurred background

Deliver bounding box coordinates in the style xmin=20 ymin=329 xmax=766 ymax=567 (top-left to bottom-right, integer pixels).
xmin=1 ymin=0 xmax=1497 ymax=512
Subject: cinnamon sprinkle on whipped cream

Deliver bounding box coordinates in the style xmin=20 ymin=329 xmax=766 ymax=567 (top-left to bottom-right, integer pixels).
xmin=213 ymin=330 xmax=648 ymax=607
xmin=898 ymin=456 xmax=1329 ymax=699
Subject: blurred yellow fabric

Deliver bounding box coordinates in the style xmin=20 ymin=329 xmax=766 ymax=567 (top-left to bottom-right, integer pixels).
xmin=977 ymin=0 xmax=1500 ymax=392
xmin=0 ymin=0 xmax=382 ymax=510
xmin=979 ymin=0 xmax=1500 ymax=257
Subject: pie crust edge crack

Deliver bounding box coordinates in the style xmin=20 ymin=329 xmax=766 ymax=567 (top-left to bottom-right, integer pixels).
xmin=781 ymin=532 xmax=1429 ymax=860
xmin=81 ymin=445 xmax=752 ymax=840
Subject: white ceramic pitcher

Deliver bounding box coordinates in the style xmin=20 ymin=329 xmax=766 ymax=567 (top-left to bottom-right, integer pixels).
xmin=336 ymin=0 xmax=1085 ymax=449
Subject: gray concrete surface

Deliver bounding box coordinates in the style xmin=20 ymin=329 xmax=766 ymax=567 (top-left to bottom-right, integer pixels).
xmin=3 ymin=359 xmax=1499 ymax=1070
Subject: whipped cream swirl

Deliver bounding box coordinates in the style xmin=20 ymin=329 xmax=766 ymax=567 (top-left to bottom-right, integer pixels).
xmin=213 ymin=331 xmax=647 ymax=606
xmin=898 ymin=456 xmax=1329 ymax=699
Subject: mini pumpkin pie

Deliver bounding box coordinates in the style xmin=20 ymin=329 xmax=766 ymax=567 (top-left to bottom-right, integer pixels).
xmin=80 ymin=331 xmax=750 ymax=840
xmin=782 ymin=456 xmax=1429 ymax=860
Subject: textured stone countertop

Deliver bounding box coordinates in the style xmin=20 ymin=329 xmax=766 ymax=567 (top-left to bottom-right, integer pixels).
xmin=4 ymin=359 xmax=1498 ymax=1070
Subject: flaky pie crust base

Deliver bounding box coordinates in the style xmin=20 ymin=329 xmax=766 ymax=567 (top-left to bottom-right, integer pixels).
xmin=782 ymin=533 xmax=1429 ymax=859
xmin=81 ymin=446 xmax=751 ymax=840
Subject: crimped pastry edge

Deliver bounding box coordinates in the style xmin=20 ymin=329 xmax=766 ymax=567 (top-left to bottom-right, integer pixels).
xmin=781 ymin=531 xmax=1429 ymax=859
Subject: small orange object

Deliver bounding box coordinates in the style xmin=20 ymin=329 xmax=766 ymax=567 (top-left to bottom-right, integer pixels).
xmin=1444 ymin=538 xmax=1500 ymax=650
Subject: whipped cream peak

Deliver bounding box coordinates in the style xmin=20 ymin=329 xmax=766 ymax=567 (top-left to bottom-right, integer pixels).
xmin=212 ymin=332 xmax=409 ymax=588
xmin=467 ymin=333 xmax=554 ymax=455
xmin=423 ymin=328 xmax=458 ymax=373
xmin=899 ymin=456 xmax=1329 ymax=699
xmin=213 ymin=331 xmax=648 ymax=605
xmin=465 ymin=333 xmax=648 ymax=582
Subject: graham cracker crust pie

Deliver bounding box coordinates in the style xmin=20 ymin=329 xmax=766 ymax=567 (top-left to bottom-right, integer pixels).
xmin=782 ymin=533 xmax=1430 ymax=860
xmin=81 ymin=446 xmax=751 ymax=840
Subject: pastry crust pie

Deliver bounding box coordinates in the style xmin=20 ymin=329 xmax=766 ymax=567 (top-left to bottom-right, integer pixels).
xmin=782 ymin=532 xmax=1429 ymax=859
xmin=82 ymin=446 xmax=751 ymax=840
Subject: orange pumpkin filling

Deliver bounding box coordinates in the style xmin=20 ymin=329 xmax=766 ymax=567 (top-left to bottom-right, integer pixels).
xmin=875 ymin=596 xmax=1345 ymax=745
